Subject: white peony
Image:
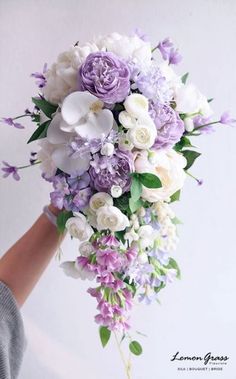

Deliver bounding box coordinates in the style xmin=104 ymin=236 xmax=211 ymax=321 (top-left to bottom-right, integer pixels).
xmin=95 ymin=33 xmax=152 ymax=71
xmin=42 ymin=43 xmax=99 ymax=105
xmin=65 ymin=214 xmax=94 ymax=241
xmin=175 ymin=83 xmax=213 ymax=116
xmin=89 ymin=192 xmax=113 ymax=212
xmin=37 ymin=140 xmax=57 ymax=179
xmin=135 ymin=149 xmax=187 ymax=202
xmin=127 ymin=117 xmax=157 ymax=150
xmin=96 ymin=205 xmax=130 ymax=232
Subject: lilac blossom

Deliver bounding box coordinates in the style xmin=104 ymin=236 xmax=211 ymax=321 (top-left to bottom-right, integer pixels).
xmin=157 ymin=38 xmax=182 ymax=65
xmin=142 ymin=208 xmax=160 ymax=230
xmin=1 ymin=117 xmax=24 ymax=129
xmin=1 ymin=161 xmax=20 ymax=181
xmin=89 ymin=149 xmax=134 ymax=194
xmin=149 ymin=248 xmax=170 ymax=266
xmin=79 ymin=51 xmax=130 ymax=104
xmin=220 ymin=111 xmax=236 ymax=126
xmin=149 ymin=102 xmax=184 ymax=149
xmin=31 ymin=63 xmax=47 ymax=88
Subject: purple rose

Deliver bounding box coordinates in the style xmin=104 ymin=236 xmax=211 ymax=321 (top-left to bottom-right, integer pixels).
xmin=89 ymin=149 xmax=133 ymax=194
xmin=149 ymin=102 xmax=184 ymax=149
xmin=79 ymin=52 xmax=130 ymax=104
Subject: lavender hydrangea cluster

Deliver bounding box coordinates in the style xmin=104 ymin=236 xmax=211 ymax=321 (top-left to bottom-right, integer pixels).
xmin=2 ymin=30 xmax=233 ymax=376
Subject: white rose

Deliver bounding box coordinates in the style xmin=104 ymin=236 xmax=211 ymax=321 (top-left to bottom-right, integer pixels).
xmin=127 ymin=117 xmax=157 ymax=150
xmin=124 ymin=94 xmax=149 ymax=119
xmin=89 ymin=192 xmax=113 ymax=212
xmin=101 ymin=142 xmax=114 ymax=156
xmin=135 ymin=149 xmax=187 ymax=202
xmin=65 ymin=214 xmax=94 ymax=241
xmin=96 ymin=205 xmax=130 ymax=232
xmin=175 ymin=83 xmax=213 ymax=116
xmin=79 ymin=241 xmax=94 ymax=257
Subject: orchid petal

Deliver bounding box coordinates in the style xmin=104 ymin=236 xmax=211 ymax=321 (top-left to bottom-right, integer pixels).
xmin=61 ymin=91 xmax=99 ymax=125
xmin=74 ymin=109 xmax=113 ymax=139
xmin=47 ymin=113 xmax=73 ymax=144
xmin=51 ymin=145 xmax=90 ymax=175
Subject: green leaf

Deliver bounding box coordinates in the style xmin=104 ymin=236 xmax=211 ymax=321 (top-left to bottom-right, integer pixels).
xmin=131 ymin=176 xmax=142 ymax=202
xmin=139 ymin=173 xmax=162 ymax=189
xmin=170 ymin=190 xmax=181 ymax=203
xmin=174 ymin=136 xmax=194 ymax=152
xmin=114 ymin=193 xmax=131 ymax=216
xmin=32 ymin=97 xmax=58 ymax=118
xmin=56 ymin=211 xmax=73 ymax=234
xmin=99 ymin=326 xmax=111 ymax=348
xmin=129 ymin=340 xmax=143 ymax=356
xmin=166 ymin=257 xmax=181 ymax=279
xmin=115 ymin=230 xmax=125 ymax=243
xmin=207 ymin=98 xmax=214 ymax=103
xmin=182 ymin=150 xmax=201 ymax=170
xmin=129 ymin=198 xmax=143 ymax=213
xmin=181 ymin=72 xmax=189 ymax=84
xmin=27 ymin=120 xmax=51 ymax=143
xmin=171 ymin=216 xmax=182 ymax=225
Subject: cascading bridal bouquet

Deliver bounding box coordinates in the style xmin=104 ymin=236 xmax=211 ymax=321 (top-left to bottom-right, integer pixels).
xmin=1 ymin=31 xmax=234 ymax=378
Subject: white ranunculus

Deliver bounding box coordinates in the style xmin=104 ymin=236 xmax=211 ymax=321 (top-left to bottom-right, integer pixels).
xmin=89 ymin=192 xmax=113 ymax=212
xmin=42 ymin=44 xmax=99 ymax=105
xmin=65 ymin=214 xmax=94 ymax=241
xmin=111 ymin=185 xmax=122 ymax=198
xmin=95 ymin=33 xmax=152 ymax=71
xmin=175 ymin=84 xmax=213 ymax=116
xmin=124 ymin=94 xmax=149 ymax=119
xmin=135 ymin=149 xmax=187 ymax=202
xmin=127 ymin=117 xmax=157 ymax=150
xmin=118 ymin=132 xmax=134 ymax=151
xmin=37 ymin=140 xmax=57 ymax=179
xmin=118 ymin=111 xmax=137 ymax=129
xmin=79 ymin=241 xmax=94 ymax=257
xmin=100 ymin=142 xmax=114 ymax=156
xmin=96 ymin=205 xmax=130 ymax=232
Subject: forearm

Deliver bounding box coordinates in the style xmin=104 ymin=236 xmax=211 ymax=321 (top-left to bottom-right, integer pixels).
xmin=0 ymin=205 xmax=66 ymax=307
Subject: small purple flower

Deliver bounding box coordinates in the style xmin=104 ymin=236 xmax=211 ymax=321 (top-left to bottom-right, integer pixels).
xmin=149 ymin=102 xmax=184 ymax=149
xmin=132 ymin=28 xmax=149 ymax=42
xmin=31 ymin=63 xmax=47 ymax=88
xmin=1 ymin=161 xmax=20 ymax=181
xmin=157 ymin=38 xmax=182 ymax=65
xmin=220 ymin=111 xmax=236 ymax=127
xmin=79 ymin=51 xmax=130 ymax=104
xmin=1 ymin=117 xmax=24 ymax=129
xmin=96 ymin=249 xmax=123 ymax=272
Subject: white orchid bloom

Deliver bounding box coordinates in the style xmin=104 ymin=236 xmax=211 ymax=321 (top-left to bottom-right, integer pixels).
xmin=61 ymin=91 xmax=114 ymax=139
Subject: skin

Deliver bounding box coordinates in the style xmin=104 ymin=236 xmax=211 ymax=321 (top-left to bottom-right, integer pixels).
xmin=0 ymin=205 xmax=65 ymax=307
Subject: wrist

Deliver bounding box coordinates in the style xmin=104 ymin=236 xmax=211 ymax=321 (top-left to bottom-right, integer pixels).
xmin=48 ymin=204 xmax=63 ymax=217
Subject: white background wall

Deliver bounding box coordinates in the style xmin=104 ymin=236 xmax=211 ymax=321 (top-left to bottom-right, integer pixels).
xmin=0 ymin=1 xmax=236 ymax=378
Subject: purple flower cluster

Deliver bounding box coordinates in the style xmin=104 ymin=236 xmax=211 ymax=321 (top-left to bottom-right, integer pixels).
xmin=79 ymin=52 xmax=130 ymax=104
xmin=31 ymin=63 xmax=47 ymax=88
xmin=157 ymin=38 xmax=182 ymax=65
xmin=76 ymin=235 xmax=137 ymax=331
xmin=1 ymin=117 xmax=24 ymax=129
xmin=50 ymin=172 xmax=93 ymax=212
xmin=149 ymin=102 xmax=184 ymax=149
xmin=1 ymin=161 xmax=20 ymax=181
xmin=90 ymin=148 xmax=134 ymax=194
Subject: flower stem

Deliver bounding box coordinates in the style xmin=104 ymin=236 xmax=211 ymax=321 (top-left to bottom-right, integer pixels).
xmin=186 ymin=120 xmax=220 ymax=136
xmin=114 ymin=332 xmax=132 ymax=379
xmin=18 ymin=160 xmax=41 ymax=170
